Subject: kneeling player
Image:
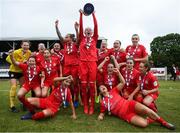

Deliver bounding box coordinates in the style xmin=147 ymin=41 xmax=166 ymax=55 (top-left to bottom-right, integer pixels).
xmin=21 ymin=75 xmax=77 ymax=120
xmin=98 ymin=68 xmax=175 ymax=130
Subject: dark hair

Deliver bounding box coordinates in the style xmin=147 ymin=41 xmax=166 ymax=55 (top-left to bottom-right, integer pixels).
xmin=132 ymin=34 xmax=139 ymax=38
xmin=115 ymin=40 xmax=121 ymax=45
xmin=142 ymin=61 xmax=151 ymax=71
xmin=21 ymin=40 xmax=31 ymax=45
xmin=67 ymin=33 xmax=76 ymax=42
xmin=126 ymin=57 xmax=135 ymax=63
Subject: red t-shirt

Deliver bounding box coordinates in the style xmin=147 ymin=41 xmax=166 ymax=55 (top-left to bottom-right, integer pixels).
xmin=79 ymin=12 xmax=98 ymax=62
xmin=48 ymin=84 xmax=72 ymax=108
xmin=100 ymin=87 xmax=130 ymax=117
xmin=109 ymin=48 xmax=127 ymax=64
xmin=121 ymin=68 xmax=140 ymax=93
xmin=63 ymin=42 xmax=79 ymax=66
xmin=51 ymin=50 xmax=64 ymax=63
xmin=40 ymin=57 xmax=60 ymax=80
xmin=126 ymin=44 xmax=148 ymax=70
xmin=35 ymin=52 xmax=44 ymax=66
xmin=103 ymin=71 xmax=119 ymax=91
xmin=139 ymin=71 xmax=159 ymax=95
xmin=19 ymin=63 xmax=41 ymax=84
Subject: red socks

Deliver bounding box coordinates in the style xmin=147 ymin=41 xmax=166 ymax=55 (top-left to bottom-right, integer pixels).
xmin=148 ymin=102 xmax=157 ymax=112
xmin=32 ymin=112 xmax=45 ymax=120
xmin=19 ymin=97 xmax=35 ymax=113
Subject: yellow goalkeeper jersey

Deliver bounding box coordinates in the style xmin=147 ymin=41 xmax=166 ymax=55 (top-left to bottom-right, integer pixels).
xmin=6 ymin=48 xmax=31 ymax=73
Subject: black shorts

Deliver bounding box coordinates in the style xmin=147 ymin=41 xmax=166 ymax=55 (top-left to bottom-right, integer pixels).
xmin=8 ymin=71 xmax=23 ymax=79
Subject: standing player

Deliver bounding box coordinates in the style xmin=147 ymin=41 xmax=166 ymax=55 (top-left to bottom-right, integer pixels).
xmin=9 ymin=50 xmax=42 ymax=113
xmin=110 ymin=40 xmax=127 ymax=70
xmin=139 ymin=62 xmax=159 ymax=112
xmin=121 ymin=57 xmax=141 ymax=100
xmin=98 ymin=68 xmax=175 ymax=130
xmin=34 ymin=43 xmax=46 ymax=66
xmin=55 ymin=20 xmax=80 ymax=107
xmin=6 ymin=41 xmax=31 ymax=112
xmin=126 ymin=34 xmax=148 ymax=71
xmin=78 ymin=9 xmax=98 ymax=114
xmin=20 ymin=76 xmax=77 ymax=120
xmin=40 ymin=49 xmax=61 ymax=97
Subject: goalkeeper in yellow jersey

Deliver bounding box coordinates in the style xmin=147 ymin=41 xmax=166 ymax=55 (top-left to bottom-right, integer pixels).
xmin=6 ymin=40 xmax=31 ymax=112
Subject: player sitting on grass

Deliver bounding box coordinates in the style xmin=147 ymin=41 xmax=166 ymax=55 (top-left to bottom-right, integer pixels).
xmin=20 ymin=75 xmax=77 ymax=120
xmin=98 ymin=68 xmax=175 ymax=130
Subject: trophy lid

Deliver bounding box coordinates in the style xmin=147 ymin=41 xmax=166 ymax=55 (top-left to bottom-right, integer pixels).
xmin=83 ymin=3 xmax=94 ymax=16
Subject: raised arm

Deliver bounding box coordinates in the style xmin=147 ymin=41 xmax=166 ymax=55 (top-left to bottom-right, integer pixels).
xmin=92 ymin=12 xmax=98 ymax=39
xmin=55 ymin=20 xmax=64 ymax=44
xmin=79 ymin=9 xmax=84 ymax=41
xmin=97 ymin=56 xmax=110 ymax=72
xmin=113 ymin=68 xmax=125 ymax=91
xmin=110 ymin=55 xmax=120 ymax=69
xmin=53 ymin=75 xmax=73 ymax=83
xmin=74 ymin=21 xmax=79 ymax=45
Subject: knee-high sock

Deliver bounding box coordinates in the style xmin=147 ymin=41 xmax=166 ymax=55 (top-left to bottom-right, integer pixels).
xmin=32 ymin=112 xmax=45 ymax=120
xmin=81 ymin=83 xmax=88 ymax=106
xmin=18 ymin=96 xmax=35 ymax=113
xmin=148 ymin=102 xmax=157 ymax=112
xmin=9 ymin=85 xmax=17 ymax=108
xmin=89 ymin=82 xmax=95 ymax=107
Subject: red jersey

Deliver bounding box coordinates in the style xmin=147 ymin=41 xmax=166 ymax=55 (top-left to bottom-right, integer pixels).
xmin=35 ymin=52 xmax=44 ymax=66
xmin=109 ymin=48 xmax=127 ymax=64
xmin=121 ymin=68 xmax=140 ymax=93
xmin=19 ymin=63 xmax=41 ymax=84
xmin=103 ymin=71 xmax=119 ymax=91
xmin=79 ymin=12 xmax=98 ymax=62
xmin=126 ymin=44 xmax=148 ymax=70
xmin=100 ymin=87 xmax=130 ymax=117
xmin=139 ymin=71 xmax=159 ymax=95
xmin=48 ymin=84 xmax=72 ymax=108
xmin=41 ymin=57 xmax=60 ymax=80
xmin=51 ymin=50 xmax=64 ymax=63
xmin=63 ymin=42 xmax=79 ymax=66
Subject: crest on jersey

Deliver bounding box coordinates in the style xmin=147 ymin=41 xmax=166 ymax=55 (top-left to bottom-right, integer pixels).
xmin=153 ymin=81 xmax=158 ymax=86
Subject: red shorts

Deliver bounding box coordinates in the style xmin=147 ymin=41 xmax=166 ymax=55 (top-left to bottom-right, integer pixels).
xmin=63 ymin=65 xmax=79 ymax=78
xmin=22 ymin=82 xmax=40 ymax=91
xmin=96 ymin=71 xmax=103 ymax=86
xmin=120 ymin=100 xmax=137 ymax=123
xmin=39 ymin=98 xmax=58 ymax=115
xmin=147 ymin=93 xmax=159 ymax=101
xmin=79 ymin=61 xmax=97 ymax=82
xmin=44 ymin=79 xmax=54 ymax=88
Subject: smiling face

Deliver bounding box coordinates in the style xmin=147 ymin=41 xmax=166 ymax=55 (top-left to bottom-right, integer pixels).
xmin=139 ymin=62 xmax=147 ymax=75
xmin=64 ymin=34 xmax=73 ymax=43
xmin=21 ymin=41 xmax=30 ymax=51
xmin=53 ymin=43 xmax=61 ymax=52
xmin=38 ymin=43 xmax=45 ymax=53
xmin=84 ymin=27 xmax=93 ymax=37
xmin=99 ymin=85 xmax=108 ymax=96
xmin=100 ymin=40 xmax=107 ymax=51
xmin=113 ymin=40 xmax=121 ymax=51
xmin=131 ymin=34 xmax=139 ymax=45
xmin=126 ymin=58 xmax=134 ymax=70
xmin=28 ymin=57 xmax=36 ymax=66
xmin=44 ymin=49 xmax=51 ymax=59
xmin=107 ymin=63 xmax=114 ymax=73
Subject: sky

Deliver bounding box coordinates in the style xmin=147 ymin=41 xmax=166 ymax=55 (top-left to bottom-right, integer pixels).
xmin=0 ymin=0 xmax=179 ymax=53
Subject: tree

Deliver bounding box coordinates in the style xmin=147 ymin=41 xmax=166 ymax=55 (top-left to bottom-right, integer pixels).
xmin=150 ymin=33 xmax=180 ymax=72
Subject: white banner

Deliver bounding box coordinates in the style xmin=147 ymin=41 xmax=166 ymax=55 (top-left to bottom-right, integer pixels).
xmin=150 ymin=67 xmax=167 ymax=80
xmin=0 ymin=69 xmax=9 ymax=77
